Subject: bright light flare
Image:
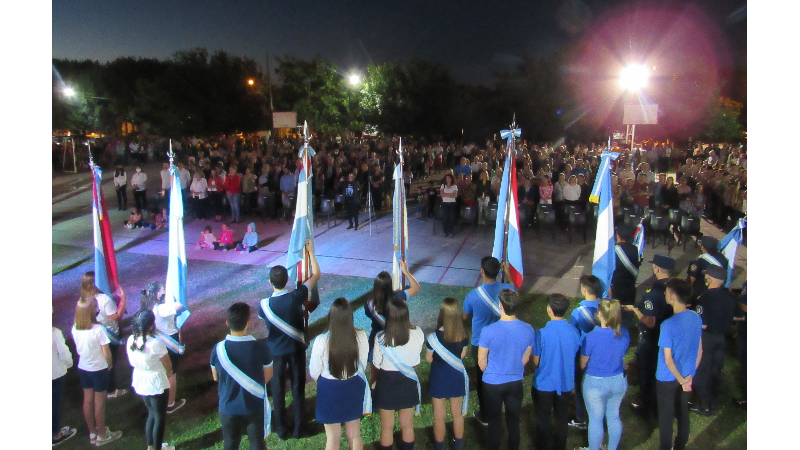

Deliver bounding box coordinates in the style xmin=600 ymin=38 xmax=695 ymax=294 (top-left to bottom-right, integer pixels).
xmin=63 ymin=87 xmax=75 ymax=97
xmin=348 ymin=74 xmax=361 ymax=86
xmin=247 ymin=79 xmax=255 ymax=86
xmin=619 ymin=64 xmax=649 ymax=91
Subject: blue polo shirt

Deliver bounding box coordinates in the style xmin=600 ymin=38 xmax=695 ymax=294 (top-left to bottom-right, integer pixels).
xmin=454 ymin=164 xmax=472 ymax=177
xmin=532 ymin=319 xmax=580 ymax=394
xmin=479 ymin=319 xmax=535 ymax=385
xmin=569 ymin=299 xmax=599 ymax=339
xmin=210 ymin=335 xmax=272 ymax=416
xmin=656 ymin=310 xmax=703 ymax=381
xmin=581 ymin=327 xmax=631 ymax=377
xmin=258 ymin=285 xmax=309 ymax=356
xmin=463 ymin=281 xmax=516 ymax=346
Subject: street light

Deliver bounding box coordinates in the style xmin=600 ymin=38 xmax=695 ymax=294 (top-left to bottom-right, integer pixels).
xmin=63 ymin=87 xmax=75 ymax=97
xmin=247 ymin=78 xmax=255 ymax=86
xmin=619 ymin=64 xmax=649 ymax=91
xmin=348 ymin=73 xmax=361 ymax=86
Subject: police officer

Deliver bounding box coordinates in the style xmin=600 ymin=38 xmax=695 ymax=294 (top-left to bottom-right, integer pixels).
xmin=624 ymin=254 xmax=674 ymax=419
xmin=338 ymin=171 xmax=361 ymax=230
xmin=611 ymin=224 xmax=641 ymax=326
xmin=686 ymin=236 xmax=728 ymax=305
xmin=689 ymin=265 xmax=735 ymax=416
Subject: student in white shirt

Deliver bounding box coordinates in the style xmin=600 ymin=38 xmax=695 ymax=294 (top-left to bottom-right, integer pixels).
xmin=53 ymin=324 xmax=76 ymax=446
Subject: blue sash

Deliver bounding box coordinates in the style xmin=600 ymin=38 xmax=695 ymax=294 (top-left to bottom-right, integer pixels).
xmin=357 ymin=361 xmax=372 ymax=415
xmin=476 ymin=286 xmax=501 ymax=317
xmin=699 ymin=253 xmax=723 ymax=267
xmin=378 ymin=332 xmax=421 ymax=415
xmin=427 ymin=332 xmax=469 ymax=415
xmin=215 ymin=341 xmax=272 ymax=438
xmin=615 ymin=244 xmax=639 ymax=278
xmin=101 ymin=325 xmax=122 ymax=346
xmin=366 ymin=300 xmax=386 ymax=328
xmin=154 ymin=330 xmax=185 ymax=354
xmin=260 ymin=296 xmax=305 ymax=345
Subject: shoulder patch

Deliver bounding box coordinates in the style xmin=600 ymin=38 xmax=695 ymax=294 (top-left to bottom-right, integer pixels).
xmin=696 ymin=306 xmax=704 ymax=315
xmin=645 ymin=288 xmax=651 ymax=293
xmin=689 ymin=264 xmax=697 ymax=273
xmin=644 ymin=300 xmax=653 ymax=310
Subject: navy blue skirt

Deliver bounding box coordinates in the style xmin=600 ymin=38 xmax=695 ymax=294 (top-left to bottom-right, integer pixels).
xmin=429 ymin=360 xmax=467 ymax=399
xmin=373 ymin=369 xmax=419 ymax=411
xmin=316 ymin=375 xmax=366 ymax=424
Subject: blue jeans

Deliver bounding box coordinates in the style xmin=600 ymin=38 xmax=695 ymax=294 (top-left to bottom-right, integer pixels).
xmin=583 ymin=373 xmax=627 ymax=450
xmin=228 ymin=193 xmax=241 ymax=220
xmin=441 ymin=202 xmax=456 ymax=235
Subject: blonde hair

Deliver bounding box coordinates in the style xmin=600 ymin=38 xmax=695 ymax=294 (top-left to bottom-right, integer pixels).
xmin=80 ymin=271 xmax=101 ymax=303
xmin=74 ymin=297 xmax=98 ymax=330
xmin=436 ymin=297 xmax=468 ymax=343
xmin=597 ymin=299 xmax=623 ymax=337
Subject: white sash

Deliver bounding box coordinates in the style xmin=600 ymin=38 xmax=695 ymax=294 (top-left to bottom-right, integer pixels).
xmin=578 ymin=306 xmax=597 ymax=327
xmin=260 ymin=297 xmax=305 ymax=345
xmin=378 ymin=333 xmax=421 ymax=415
xmin=357 ymin=361 xmax=372 ymax=415
xmin=427 ymin=332 xmax=469 ymax=415
xmin=102 ymin=325 xmax=122 ymax=346
xmin=476 ymin=286 xmax=502 ymax=317
xmin=699 ymin=253 xmax=723 ymax=267
xmin=154 ymin=330 xmax=185 ymax=354
xmin=615 ymin=244 xmax=640 ymax=278
xmin=215 ymin=341 xmax=272 ymax=437
xmin=366 ymin=300 xmax=386 ymax=328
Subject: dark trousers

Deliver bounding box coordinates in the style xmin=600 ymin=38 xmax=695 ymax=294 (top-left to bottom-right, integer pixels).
xmin=471 ymin=345 xmax=486 ymax=414
xmin=220 ymin=411 xmax=266 ymax=450
xmin=442 ymin=202 xmax=456 ymax=235
xmin=635 ymin=332 xmax=659 ymax=415
xmin=270 ymin=349 xmax=306 ymax=436
xmin=345 ymin=201 xmax=359 ymax=227
xmin=657 ymin=380 xmax=690 ymax=450
xmin=116 ymin=185 xmax=127 ymax=209
xmin=738 ymin=321 xmax=747 ymax=396
xmin=192 ymin=197 xmax=208 ymax=220
xmin=483 ymin=380 xmax=523 ymax=450
xmin=52 ymin=375 xmax=66 ymax=437
xmin=574 ymin=357 xmax=587 ymax=422
xmin=141 ymin=392 xmax=168 ymax=448
xmin=533 ymin=388 xmax=571 ymax=450
xmin=694 ymin=331 xmax=725 ymax=409
xmin=108 ymin=343 xmax=120 ymax=393
xmin=134 ymin=189 xmax=147 ymax=211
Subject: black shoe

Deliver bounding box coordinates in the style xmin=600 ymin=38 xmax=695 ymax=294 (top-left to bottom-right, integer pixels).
xmin=354 ymin=225 xmax=358 ymax=230
xmin=346 ymin=225 xmax=353 ymax=229
xmin=630 ymin=403 xmax=655 ymax=419
xmin=567 ymin=419 xmax=587 ymax=430
xmin=473 ymin=410 xmax=488 ymax=426
xmin=689 ymin=404 xmax=713 ymax=417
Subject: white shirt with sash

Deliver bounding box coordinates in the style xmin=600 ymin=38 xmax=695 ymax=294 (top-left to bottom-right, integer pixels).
xmin=309 ymin=330 xmax=372 ymax=415
xmin=373 ymin=328 xmax=425 ymax=414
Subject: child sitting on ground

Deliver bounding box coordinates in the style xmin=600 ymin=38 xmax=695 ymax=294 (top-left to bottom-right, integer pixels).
xmin=195 ymin=226 xmax=216 ymax=249
xmin=213 ymin=223 xmax=234 ymax=251
xmin=235 ymin=222 xmax=258 ymax=253
xmin=154 ymin=208 xmax=168 ymax=229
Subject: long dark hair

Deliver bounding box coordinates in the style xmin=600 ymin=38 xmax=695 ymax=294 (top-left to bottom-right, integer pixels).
xmin=372 ymin=271 xmax=394 ymax=317
xmin=382 ymin=297 xmax=413 ymax=347
xmin=327 ymin=298 xmax=359 ymax=380
xmin=130 ymin=309 xmax=156 ymax=352
xmin=115 ymin=166 xmax=125 ymax=177
xmin=139 ymin=281 xmax=164 ymax=311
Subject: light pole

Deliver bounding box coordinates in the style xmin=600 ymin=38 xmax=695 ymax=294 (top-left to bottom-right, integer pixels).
xmin=619 ymin=64 xmax=650 ymax=152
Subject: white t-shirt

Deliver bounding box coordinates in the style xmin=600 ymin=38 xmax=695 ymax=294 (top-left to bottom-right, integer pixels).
xmin=563 ymin=184 xmax=581 ymax=201
xmin=441 ymin=185 xmax=457 ymax=203
xmin=126 ymin=335 xmax=170 ymax=396
xmin=153 ymin=303 xmax=178 ymax=335
xmin=372 ymin=327 xmax=425 ymax=371
xmin=95 ymin=293 xmax=119 ymax=335
xmin=53 ymin=327 xmax=73 ymax=380
xmin=309 ymin=329 xmax=369 ymax=381
xmin=72 ymin=324 xmax=110 ymax=372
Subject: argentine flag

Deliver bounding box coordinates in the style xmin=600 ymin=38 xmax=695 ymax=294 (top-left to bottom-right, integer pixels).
xmin=287 ymin=123 xmax=317 ymax=286
xmin=165 ymin=160 xmax=191 ymax=328
xmin=718 ymin=218 xmax=746 ymax=287
xmin=392 ymin=138 xmax=408 ymax=291
xmin=632 ymin=222 xmax=645 ymax=261
xmin=589 ymin=151 xmax=620 ymax=298
xmin=90 ymin=163 xmax=121 ymax=298
xmin=492 ymin=128 xmax=523 ymax=288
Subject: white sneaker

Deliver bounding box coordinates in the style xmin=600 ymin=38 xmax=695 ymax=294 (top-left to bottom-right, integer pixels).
xmin=95 ymin=430 xmax=123 ymax=446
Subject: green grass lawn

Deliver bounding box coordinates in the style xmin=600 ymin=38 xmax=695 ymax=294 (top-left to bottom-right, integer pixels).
xmin=55 ymin=280 xmax=746 ymax=449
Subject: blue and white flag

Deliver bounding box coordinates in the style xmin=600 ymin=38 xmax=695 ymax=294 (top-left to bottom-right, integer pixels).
xmin=718 ymin=218 xmax=746 ymax=288
xmin=287 ymin=122 xmax=317 ymax=286
xmin=165 ymin=142 xmax=190 ymax=328
xmin=392 ymin=138 xmax=408 ymax=291
xmin=589 ymin=150 xmax=620 ymax=298
xmin=632 ymin=222 xmax=645 ymax=261
xmin=89 ymin=162 xmax=121 ymax=299
xmin=492 ymin=125 xmax=523 ymax=288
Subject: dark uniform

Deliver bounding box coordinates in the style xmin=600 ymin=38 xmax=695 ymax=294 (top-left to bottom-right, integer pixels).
xmin=633 ymin=277 xmax=671 ymax=417
xmin=612 ymin=238 xmax=640 ymax=326
xmin=693 ymin=284 xmax=736 ymax=412
xmin=687 ymin=237 xmax=729 ymax=305
xmin=338 ymin=177 xmax=361 ymax=229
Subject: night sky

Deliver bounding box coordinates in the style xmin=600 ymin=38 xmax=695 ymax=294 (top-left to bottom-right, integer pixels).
xmin=52 ymin=0 xmax=746 ymax=86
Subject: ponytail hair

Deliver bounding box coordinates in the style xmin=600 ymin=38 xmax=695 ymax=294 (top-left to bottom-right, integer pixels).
xmin=598 ymin=299 xmax=623 ymax=337
xmin=130 ymin=309 xmax=156 ymax=352
xmin=140 ymin=281 xmax=164 ymax=312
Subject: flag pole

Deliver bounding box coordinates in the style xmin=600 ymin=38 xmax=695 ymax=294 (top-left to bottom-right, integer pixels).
xmin=397 ymin=139 xmax=407 ymax=289
xmin=500 ymin=115 xmax=518 ymax=284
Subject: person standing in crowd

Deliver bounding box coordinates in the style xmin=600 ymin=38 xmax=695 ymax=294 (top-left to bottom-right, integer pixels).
xmin=114 ymin=165 xmax=127 ymax=211
xmin=656 ymin=278 xmax=703 ymax=450
xmin=131 ymin=165 xmax=148 ymax=211
xmin=189 ymin=171 xmax=208 ymax=220
xmin=531 ymin=294 xmax=580 ymax=450
xmin=72 ymin=297 xmax=124 ymax=446
xmin=624 ymin=255 xmax=674 ymax=419
xmin=127 ymin=309 xmax=175 ymax=450
xmin=224 ymin=165 xmax=242 ymax=223
xmin=686 ymin=236 xmax=728 ymax=305
xmin=310 ymin=298 xmax=369 ymax=450
xmin=211 ymin=302 xmax=273 ymax=450
xmin=339 ymin=171 xmax=361 ymax=230
xmin=53 ymin=322 xmax=76 ymax=446
xmin=160 ymin=162 xmax=172 ymax=206
xmin=373 ymin=298 xmax=425 ymax=450
xmin=518 ymin=175 xmax=538 ymax=227
xmin=578 ymin=300 xmax=631 ymax=450
xmin=258 ymin=239 xmax=320 ymax=440
xmin=440 ymin=174 xmax=458 ymax=237
xmin=207 ymin=168 xmax=225 ymax=222
xmin=690 ymin=265 xmax=736 ymax=416
xmin=478 ymin=289 xmax=535 ymax=450
xmin=365 ymin=261 xmax=420 ymax=363
xmin=568 ymin=275 xmax=602 ymax=431
xmin=611 ymin=225 xmax=640 ymax=326
xmin=139 ymin=281 xmax=186 ymax=414
xmin=242 ymin=167 xmax=258 ymax=217
xmin=426 ymin=297 xmax=470 ymax=450
xmin=462 ymin=256 xmax=514 ymax=425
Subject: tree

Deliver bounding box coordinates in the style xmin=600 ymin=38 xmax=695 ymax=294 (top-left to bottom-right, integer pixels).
xmin=698 ymin=96 xmax=745 ymax=143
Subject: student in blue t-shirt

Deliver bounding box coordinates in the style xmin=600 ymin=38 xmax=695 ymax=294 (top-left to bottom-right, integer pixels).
xmin=578 ymin=300 xmax=631 ymax=450
xmin=655 ymin=279 xmax=703 ymax=450
xmin=463 ymin=256 xmax=515 ymax=425
xmin=567 ymin=274 xmax=602 ymax=430
xmin=531 ymin=293 xmax=581 ymax=450
xmin=478 ymin=289 xmax=535 ymax=450
xmin=211 ymin=303 xmax=273 ymax=450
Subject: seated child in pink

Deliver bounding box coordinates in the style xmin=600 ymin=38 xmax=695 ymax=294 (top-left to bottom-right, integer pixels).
xmin=195 ymin=226 xmax=216 ymax=249
xmin=213 ymin=223 xmax=234 ymax=251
